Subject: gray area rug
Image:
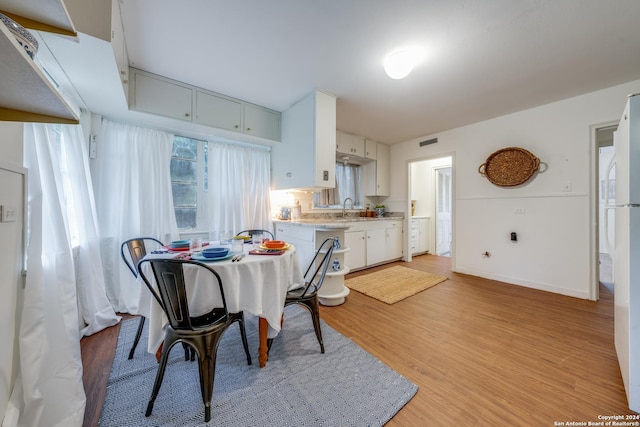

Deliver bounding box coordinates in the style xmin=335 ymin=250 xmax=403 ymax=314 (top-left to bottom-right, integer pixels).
xmin=98 ymin=306 xmax=418 ymax=426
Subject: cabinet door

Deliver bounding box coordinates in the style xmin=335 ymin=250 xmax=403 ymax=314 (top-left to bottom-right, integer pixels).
xmin=351 ymin=135 xmax=365 ymax=157
xmin=386 ymin=226 xmax=403 ymax=259
xmin=344 ymin=230 xmax=366 ymax=270
xmin=132 ymin=71 xmax=193 ymax=121
xmin=366 ymin=228 xmax=386 ymax=265
xmin=244 ymin=104 xmax=281 ymax=141
xmin=376 ymin=143 xmax=390 ymax=196
xmin=365 ymin=139 xmax=377 ymax=160
xmin=336 ymin=130 xmax=351 ymax=155
xmin=275 ymin=224 xmax=315 ymax=269
xmin=195 ymin=91 xmax=242 ymax=131
xmin=418 ymin=218 xmax=430 ymax=253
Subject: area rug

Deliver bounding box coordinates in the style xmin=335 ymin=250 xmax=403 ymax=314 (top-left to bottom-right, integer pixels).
xmin=98 ymin=306 xmax=417 ymax=426
xmin=346 ymin=265 xmax=448 ymax=304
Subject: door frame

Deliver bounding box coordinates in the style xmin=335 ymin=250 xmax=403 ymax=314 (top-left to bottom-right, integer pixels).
xmin=590 ymin=121 xmax=619 ymax=301
xmin=405 ymin=152 xmax=455 ymax=267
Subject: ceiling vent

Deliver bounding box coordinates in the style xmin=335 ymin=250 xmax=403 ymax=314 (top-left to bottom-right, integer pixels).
xmin=419 ymin=138 xmax=438 ymax=147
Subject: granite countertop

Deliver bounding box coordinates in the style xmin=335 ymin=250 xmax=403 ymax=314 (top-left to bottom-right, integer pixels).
xmin=273 ymin=216 xmax=403 ymax=229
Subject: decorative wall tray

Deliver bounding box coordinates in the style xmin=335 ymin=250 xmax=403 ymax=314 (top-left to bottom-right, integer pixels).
xmin=478 ymin=147 xmax=540 ymax=187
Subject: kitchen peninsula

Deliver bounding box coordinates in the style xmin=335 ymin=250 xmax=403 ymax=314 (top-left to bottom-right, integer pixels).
xmin=274 ymin=216 xmax=404 ymax=306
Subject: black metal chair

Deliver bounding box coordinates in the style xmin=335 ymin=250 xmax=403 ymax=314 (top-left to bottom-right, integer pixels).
xmin=120 ymin=237 xmax=164 ymax=360
xmin=268 ymin=237 xmax=336 ymax=354
xmin=235 ymin=229 xmax=275 ymax=241
xmin=138 ymin=258 xmax=252 ymax=423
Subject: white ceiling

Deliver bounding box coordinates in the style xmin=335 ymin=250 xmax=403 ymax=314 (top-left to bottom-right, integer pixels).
xmin=56 ymin=0 xmax=640 ymax=144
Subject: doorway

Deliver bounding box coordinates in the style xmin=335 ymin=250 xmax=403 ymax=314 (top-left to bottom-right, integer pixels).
xmin=597 ymin=125 xmax=617 ymax=289
xmin=408 ymin=155 xmax=453 ymax=259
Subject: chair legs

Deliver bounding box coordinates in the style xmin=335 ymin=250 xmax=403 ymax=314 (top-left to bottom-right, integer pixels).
xmin=270 ymin=297 xmax=325 ymax=354
xmin=232 ymin=313 xmax=252 ymax=365
xmin=128 ymin=316 xmax=146 ymax=360
xmin=145 ymin=320 xmax=252 ymax=422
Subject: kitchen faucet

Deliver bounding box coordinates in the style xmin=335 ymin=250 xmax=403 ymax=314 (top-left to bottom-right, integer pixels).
xmin=342 ymin=197 xmax=354 ymax=218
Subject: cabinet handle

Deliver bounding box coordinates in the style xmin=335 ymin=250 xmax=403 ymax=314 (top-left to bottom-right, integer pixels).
xmin=185 ymin=113 xmax=190 ymax=117
xmin=246 ymin=127 xmax=251 ymax=131
xmin=234 ymin=125 xmax=239 ymax=129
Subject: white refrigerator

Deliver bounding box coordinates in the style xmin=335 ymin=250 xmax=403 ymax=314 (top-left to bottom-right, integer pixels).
xmin=614 ymin=92 xmax=640 ymax=413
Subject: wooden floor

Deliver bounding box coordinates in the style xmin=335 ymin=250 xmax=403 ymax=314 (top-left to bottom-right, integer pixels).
xmin=81 ymin=255 xmax=634 ymax=426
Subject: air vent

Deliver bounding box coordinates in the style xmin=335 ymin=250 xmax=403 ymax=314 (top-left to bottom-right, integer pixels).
xmin=419 ymin=138 xmax=438 ymax=147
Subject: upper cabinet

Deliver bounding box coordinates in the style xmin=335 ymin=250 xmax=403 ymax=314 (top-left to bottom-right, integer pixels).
xmin=336 ymin=130 xmax=365 ymax=157
xmin=244 ymin=103 xmax=281 ymax=142
xmin=131 ymin=70 xmax=193 ymax=121
xmin=195 ymin=90 xmax=241 ymax=131
xmin=271 ymin=90 xmax=336 ymax=190
xmin=364 ymin=142 xmax=390 ymax=197
xmin=130 ymin=67 xmax=281 ymax=142
xmin=0 ymin=0 xmax=79 ymax=123
xmin=364 ymin=138 xmax=377 ymax=160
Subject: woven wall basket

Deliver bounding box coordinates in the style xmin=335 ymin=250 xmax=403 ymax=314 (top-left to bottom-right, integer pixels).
xmin=478 ymin=147 xmax=541 ymax=187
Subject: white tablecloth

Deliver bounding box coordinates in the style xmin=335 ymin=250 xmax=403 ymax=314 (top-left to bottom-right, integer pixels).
xmin=137 ymin=245 xmax=304 ymax=354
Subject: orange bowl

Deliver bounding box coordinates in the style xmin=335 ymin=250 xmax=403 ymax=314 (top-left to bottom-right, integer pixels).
xmin=264 ymin=240 xmax=286 ymax=249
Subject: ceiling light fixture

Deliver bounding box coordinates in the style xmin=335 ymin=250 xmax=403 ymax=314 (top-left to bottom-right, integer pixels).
xmin=383 ymin=46 xmax=425 ymax=79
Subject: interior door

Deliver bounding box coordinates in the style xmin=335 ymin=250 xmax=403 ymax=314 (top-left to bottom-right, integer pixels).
xmin=435 ymin=167 xmax=452 ymax=256
xmin=0 ymin=163 xmax=26 ymax=422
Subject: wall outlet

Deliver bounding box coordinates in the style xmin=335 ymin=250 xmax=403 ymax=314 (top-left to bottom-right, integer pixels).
xmin=514 ymin=208 xmax=526 ymax=214
xmin=0 ymin=205 xmax=18 ymax=222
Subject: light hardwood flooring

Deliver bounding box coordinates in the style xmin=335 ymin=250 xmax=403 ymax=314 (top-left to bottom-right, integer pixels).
xmin=81 ymin=255 xmax=634 ymax=426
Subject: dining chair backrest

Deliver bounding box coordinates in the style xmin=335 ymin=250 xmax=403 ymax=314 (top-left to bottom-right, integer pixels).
xmin=138 ymin=259 xmax=229 ymax=331
xmin=300 ymin=237 xmax=336 ymax=297
xmin=235 ymin=229 xmax=275 ymax=240
xmin=121 ymin=237 xmax=164 ymax=278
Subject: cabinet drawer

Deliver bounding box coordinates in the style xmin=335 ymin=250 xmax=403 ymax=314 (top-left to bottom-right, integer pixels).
xmin=275 ymin=224 xmax=314 ymax=241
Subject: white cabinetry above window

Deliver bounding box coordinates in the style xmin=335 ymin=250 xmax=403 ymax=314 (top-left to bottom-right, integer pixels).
xmin=129 ymin=68 xmax=281 ymax=142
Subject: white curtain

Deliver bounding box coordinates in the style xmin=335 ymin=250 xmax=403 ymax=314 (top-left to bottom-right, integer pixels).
xmin=206 ymin=142 xmax=272 ymax=235
xmin=4 ymin=122 xmax=121 ymax=426
xmin=93 ymin=119 xmax=179 ymax=313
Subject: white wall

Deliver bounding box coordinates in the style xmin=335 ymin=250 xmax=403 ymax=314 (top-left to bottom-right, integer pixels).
xmin=390 ymin=79 xmax=640 ymax=300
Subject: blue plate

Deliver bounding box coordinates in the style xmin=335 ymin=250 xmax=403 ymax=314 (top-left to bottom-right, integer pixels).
xmin=191 ymin=252 xmax=234 ymax=262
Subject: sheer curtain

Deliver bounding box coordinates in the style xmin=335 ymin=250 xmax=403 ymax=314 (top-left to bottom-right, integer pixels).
xmin=93 ymin=119 xmax=179 ymax=313
xmin=206 ymin=142 xmax=271 ymax=235
xmin=4 ymin=123 xmax=121 ymax=427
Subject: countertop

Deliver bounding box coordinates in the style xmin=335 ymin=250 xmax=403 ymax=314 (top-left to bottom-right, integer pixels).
xmin=273 ymin=217 xmax=403 ymax=229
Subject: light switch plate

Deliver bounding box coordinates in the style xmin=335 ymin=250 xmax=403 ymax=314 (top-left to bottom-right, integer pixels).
xmin=0 ymin=205 xmax=18 ymax=222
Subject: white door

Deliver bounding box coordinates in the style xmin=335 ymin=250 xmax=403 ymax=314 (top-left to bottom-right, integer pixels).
xmin=435 ymin=167 xmax=452 ymax=256
xmin=0 ymin=164 xmax=26 ymax=422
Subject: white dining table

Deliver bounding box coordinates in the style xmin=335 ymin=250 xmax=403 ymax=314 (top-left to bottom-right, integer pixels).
xmin=136 ymin=244 xmax=304 ymax=367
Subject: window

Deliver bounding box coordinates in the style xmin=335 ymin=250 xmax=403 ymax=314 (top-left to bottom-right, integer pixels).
xmin=314 ymin=163 xmax=363 ymax=208
xmin=170 ymin=136 xmax=208 ymax=229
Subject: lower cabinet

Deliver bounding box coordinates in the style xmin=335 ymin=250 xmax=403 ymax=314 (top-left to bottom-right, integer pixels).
xmin=343 ymin=220 xmax=403 ymax=271
xmin=344 ymin=230 xmax=366 ymax=270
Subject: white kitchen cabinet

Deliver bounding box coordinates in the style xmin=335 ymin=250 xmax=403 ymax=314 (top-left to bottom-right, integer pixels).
xmin=195 ymin=90 xmax=242 ymax=131
xmin=385 ymin=221 xmax=403 ymax=259
xmin=131 ymin=69 xmax=193 ymax=121
xmin=366 ymin=227 xmax=387 ymax=266
xmin=0 ymin=1 xmax=79 ymax=123
xmin=365 ymin=138 xmax=377 ymax=160
xmin=410 ymin=217 xmax=430 ymax=255
xmin=274 ymin=223 xmax=316 ymax=270
xmin=271 ymin=90 xmax=336 ymax=190
xmin=243 ymin=103 xmax=281 ymax=141
xmin=336 ymin=130 xmax=365 ymax=157
xmin=110 ymin=0 xmax=128 ymax=100
xmin=344 ymin=230 xmax=366 ymax=270
xmin=364 ymin=142 xmax=390 ymax=197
